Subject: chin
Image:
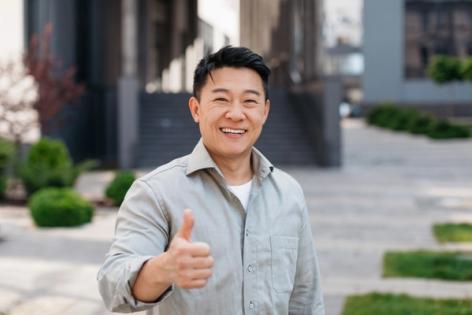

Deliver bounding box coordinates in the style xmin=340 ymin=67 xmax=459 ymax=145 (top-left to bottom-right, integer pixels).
xmin=218 ymin=146 xmax=251 ymax=159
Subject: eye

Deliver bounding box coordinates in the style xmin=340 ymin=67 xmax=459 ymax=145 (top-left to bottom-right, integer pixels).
xmin=214 ymin=98 xmax=229 ymax=103
xmin=244 ymin=99 xmax=258 ymax=104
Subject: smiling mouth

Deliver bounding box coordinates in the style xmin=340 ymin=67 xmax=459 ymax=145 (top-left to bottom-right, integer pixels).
xmin=220 ymin=127 xmax=247 ymax=135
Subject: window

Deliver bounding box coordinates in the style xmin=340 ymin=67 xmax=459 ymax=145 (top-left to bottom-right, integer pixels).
xmin=404 ymin=0 xmax=472 ymax=78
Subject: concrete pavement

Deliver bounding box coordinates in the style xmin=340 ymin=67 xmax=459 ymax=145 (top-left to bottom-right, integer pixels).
xmin=0 ymin=118 xmax=471 ymax=315
xmin=290 ymin=119 xmax=472 ymax=314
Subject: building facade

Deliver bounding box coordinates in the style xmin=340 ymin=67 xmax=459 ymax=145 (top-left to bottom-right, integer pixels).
xmin=363 ymin=0 xmax=472 ymax=115
xmin=22 ymin=0 xmax=340 ymax=168
xmin=24 ymin=0 xmax=239 ymax=166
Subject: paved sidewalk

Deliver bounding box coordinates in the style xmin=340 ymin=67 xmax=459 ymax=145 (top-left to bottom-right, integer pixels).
xmin=291 ymin=119 xmax=472 ymax=314
xmin=0 ymin=119 xmax=471 ymax=315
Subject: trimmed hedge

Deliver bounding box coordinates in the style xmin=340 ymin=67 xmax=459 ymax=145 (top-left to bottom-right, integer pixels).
xmin=105 ymin=171 xmax=136 ymax=206
xmin=427 ymin=119 xmax=471 ymax=139
xmin=366 ymin=104 xmax=471 ymax=139
xmin=20 ymin=138 xmax=96 ymax=197
xmin=29 ymin=188 xmax=94 ymax=227
xmin=407 ymin=112 xmax=436 ymax=135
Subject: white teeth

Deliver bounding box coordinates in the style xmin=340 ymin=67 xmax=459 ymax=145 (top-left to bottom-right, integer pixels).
xmin=221 ymin=128 xmax=246 ymax=134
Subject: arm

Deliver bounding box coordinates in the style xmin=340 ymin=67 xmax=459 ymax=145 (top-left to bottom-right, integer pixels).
xmin=97 ymin=181 xmax=213 ymax=312
xmin=289 ymin=202 xmax=325 ymax=315
xmin=132 ymin=209 xmax=213 ymax=302
xmin=97 ymin=179 xmax=171 ymax=312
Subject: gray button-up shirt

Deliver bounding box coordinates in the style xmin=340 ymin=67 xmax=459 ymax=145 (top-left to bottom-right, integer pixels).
xmin=97 ymin=140 xmax=325 ymax=314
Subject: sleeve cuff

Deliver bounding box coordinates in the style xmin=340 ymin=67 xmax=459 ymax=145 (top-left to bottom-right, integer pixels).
xmin=123 ymin=255 xmax=175 ymax=311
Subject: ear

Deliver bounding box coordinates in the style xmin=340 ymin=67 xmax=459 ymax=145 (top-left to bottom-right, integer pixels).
xmin=262 ymin=99 xmax=271 ymax=124
xmin=188 ymin=96 xmax=200 ymax=123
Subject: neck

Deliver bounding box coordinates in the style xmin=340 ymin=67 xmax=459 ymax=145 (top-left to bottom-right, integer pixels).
xmin=210 ymin=151 xmax=253 ymax=185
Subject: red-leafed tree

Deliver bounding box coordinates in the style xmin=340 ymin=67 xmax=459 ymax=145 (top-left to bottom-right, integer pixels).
xmin=0 ymin=23 xmax=85 ymax=178
xmin=24 ymin=22 xmax=85 ymax=133
xmin=0 ymin=61 xmax=38 ymax=148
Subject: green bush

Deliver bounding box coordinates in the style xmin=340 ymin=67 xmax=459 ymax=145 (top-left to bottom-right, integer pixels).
xmin=20 ymin=138 xmax=96 ymax=197
xmin=390 ymin=108 xmax=421 ymax=131
xmin=406 ymin=112 xmax=436 ymax=134
xmin=0 ymin=138 xmax=14 ymax=199
xmin=428 ymin=55 xmax=463 ymax=84
xmin=366 ymin=103 xmax=397 ymax=127
xmin=366 ymin=104 xmax=470 ymax=139
xmin=427 ymin=119 xmax=471 ymax=139
xmin=105 ymin=171 xmax=136 ymax=206
xmin=29 ymin=188 xmax=94 ymax=227
xmin=461 ymin=57 xmax=472 ymax=81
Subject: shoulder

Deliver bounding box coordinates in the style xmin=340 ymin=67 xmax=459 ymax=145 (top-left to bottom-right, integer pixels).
xmin=125 ymin=155 xmax=191 ymax=210
xmin=270 ymin=168 xmax=304 ymax=192
xmin=267 ymin=167 xmax=305 ymax=203
xmin=139 ymin=154 xmax=190 ymax=184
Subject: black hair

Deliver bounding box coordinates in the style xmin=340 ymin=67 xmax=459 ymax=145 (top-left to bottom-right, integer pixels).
xmin=193 ymin=46 xmax=271 ymax=100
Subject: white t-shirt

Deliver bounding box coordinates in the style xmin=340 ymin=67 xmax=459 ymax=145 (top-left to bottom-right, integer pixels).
xmin=228 ymin=179 xmax=253 ymax=210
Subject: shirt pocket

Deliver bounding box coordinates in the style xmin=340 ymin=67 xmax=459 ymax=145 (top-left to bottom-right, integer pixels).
xmin=270 ymin=235 xmax=299 ymax=293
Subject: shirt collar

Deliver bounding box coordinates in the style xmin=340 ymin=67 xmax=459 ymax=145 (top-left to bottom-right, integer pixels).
xmin=186 ymin=138 xmax=274 ymax=179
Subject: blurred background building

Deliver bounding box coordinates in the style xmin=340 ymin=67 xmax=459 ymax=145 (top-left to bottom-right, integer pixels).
xmin=322 ymin=0 xmax=364 ymax=110
xmin=3 ymin=0 xmax=472 ymax=169
xmin=2 ymin=0 xmax=342 ymax=169
xmin=363 ymin=0 xmax=472 ymax=116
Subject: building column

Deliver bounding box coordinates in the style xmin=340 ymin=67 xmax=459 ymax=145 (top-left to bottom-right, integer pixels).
xmin=118 ymin=0 xmax=139 ymax=168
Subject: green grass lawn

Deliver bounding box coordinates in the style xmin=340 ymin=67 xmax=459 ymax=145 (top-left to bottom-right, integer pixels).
xmin=341 ymin=293 xmax=472 ymax=315
xmin=383 ymin=250 xmax=472 ymax=281
xmin=434 ymin=223 xmax=472 ymax=243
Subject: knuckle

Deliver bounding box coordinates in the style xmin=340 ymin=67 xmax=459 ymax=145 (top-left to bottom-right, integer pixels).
xmin=208 ymin=256 xmax=214 ymax=267
xmin=202 ymin=243 xmax=211 ymax=254
xmin=195 ymin=242 xmax=210 ymax=254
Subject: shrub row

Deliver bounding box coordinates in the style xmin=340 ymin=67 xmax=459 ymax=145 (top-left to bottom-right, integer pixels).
xmin=22 ymin=139 xmax=97 ymax=227
xmin=0 ymin=136 xmax=136 ymax=227
xmin=366 ymin=103 xmax=471 ymax=139
xmin=0 ymin=137 xmax=98 ymax=227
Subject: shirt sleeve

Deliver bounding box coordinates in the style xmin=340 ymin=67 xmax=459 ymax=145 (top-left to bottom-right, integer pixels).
xmin=289 ymin=201 xmax=325 ymax=315
xmin=97 ymin=179 xmax=173 ymax=312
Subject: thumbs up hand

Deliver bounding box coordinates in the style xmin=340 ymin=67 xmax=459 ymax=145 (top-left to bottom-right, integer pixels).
xmin=165 ymin=209 xmax=214 ymax=289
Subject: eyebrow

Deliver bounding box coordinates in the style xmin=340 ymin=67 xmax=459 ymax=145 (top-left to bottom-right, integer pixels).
xmin=210 ymin=88 xmax=261 ymax=96
xmin=211 ymin=88 xmax=230 ymax=94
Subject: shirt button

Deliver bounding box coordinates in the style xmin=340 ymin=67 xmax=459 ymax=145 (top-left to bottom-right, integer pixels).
xmin=245 ymin=229 xmax=249 ymax=237
xmin=249 ymin=301 xmax=255 ymax=310
xmin=247 ymin=264 xmax=256 ymax=272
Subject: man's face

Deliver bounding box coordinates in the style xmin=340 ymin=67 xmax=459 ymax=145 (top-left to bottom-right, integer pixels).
xmin=189 ymin=67 xmax=270 ymax=161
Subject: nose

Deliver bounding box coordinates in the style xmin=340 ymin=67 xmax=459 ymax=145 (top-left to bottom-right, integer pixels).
xmin=225 ymin=102 xmax=245 ymax=121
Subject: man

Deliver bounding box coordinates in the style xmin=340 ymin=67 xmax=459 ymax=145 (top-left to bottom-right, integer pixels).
xmin=98 ymin=46 xmax=325 ymax=314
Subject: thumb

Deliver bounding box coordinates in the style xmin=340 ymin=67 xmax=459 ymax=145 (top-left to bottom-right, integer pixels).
xmin=177 ymin=208 xmax=194 ymax=241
